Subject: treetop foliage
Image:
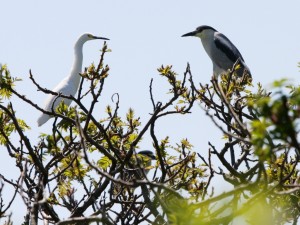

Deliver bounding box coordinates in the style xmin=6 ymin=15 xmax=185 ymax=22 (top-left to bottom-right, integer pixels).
xmin=0 ymin=42 xmax=300 ymax=225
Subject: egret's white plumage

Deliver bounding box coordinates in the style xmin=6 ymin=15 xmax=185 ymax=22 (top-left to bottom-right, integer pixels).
xmin=37 ymin=33 xmax=109 ymax=126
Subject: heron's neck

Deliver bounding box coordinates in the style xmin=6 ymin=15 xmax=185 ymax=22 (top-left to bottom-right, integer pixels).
xmin=200 ymin=31 xmax=215 ymax=57
xmin=69 ymin=42 xmax=84 ymax=88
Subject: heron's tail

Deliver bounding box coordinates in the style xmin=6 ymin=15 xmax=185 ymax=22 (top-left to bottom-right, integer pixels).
xmin=239 ymin=60 xmax=251 ymax=78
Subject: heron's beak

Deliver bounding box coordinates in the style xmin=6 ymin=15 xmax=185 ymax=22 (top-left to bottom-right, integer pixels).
xmin=93 ymin=36 xmax=110 ymax=40
xmin=181 ymin=30 xmax=197 ymax=37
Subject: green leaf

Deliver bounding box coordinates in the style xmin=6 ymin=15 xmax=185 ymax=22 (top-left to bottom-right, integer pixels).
xmin=97 ymin=156 xmax=112 ymax=170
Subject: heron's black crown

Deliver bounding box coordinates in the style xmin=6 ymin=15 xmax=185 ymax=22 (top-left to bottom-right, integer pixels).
xmin=196 ymin=25 xmax=217 ymax=33
xmin=138 ymin=150 xmax=156 ymax=160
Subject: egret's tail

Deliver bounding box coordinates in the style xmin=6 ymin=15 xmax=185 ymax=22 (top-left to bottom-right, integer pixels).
xmin=37 ymin=114 xmax=50 ymax=127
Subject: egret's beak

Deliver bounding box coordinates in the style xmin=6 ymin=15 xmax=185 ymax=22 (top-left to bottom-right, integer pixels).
xmin=181 ymin=30 xmax=197 ymax=37
xmin=93 ymin=36 xmax=110 ymax=40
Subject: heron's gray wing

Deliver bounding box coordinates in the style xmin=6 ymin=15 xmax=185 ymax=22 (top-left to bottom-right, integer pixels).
xmin=214 ymin=32 xmax=244 ymax=63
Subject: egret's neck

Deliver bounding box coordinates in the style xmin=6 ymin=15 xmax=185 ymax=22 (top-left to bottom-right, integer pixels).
xmin=69 ymin=41 xmax=84 ymax=88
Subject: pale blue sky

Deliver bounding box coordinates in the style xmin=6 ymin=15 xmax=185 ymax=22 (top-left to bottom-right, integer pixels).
xmin=1 ymin=0 xmax=300 ymax=222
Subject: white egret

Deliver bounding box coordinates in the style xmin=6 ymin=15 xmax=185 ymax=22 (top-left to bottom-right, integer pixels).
xmin=37 ymin=33 xmax=109 ymax=127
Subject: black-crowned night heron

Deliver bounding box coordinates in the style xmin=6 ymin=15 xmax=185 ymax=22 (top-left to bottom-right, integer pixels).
xmin=37 ymin=33 xmax=109 ymax=127
xmin=182 ymin=25 xmax=251 ymax=78
xmin=111 ymin=150 xmax=156 ymax=199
